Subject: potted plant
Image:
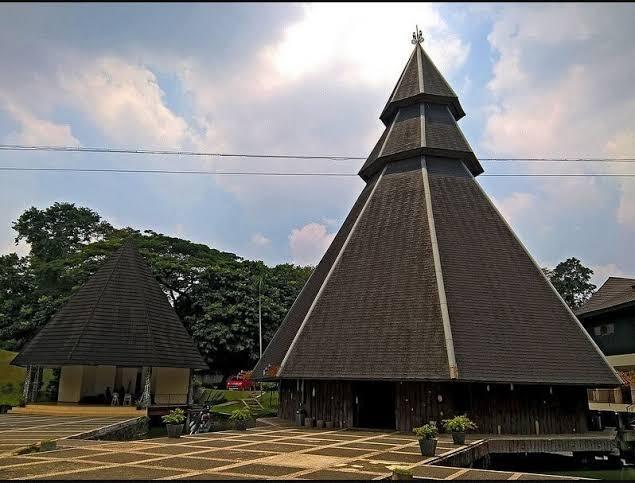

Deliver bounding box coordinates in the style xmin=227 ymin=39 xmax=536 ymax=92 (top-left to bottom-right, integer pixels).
xmin=413 ymin=423 xmax=438 ymax=456
xmin=390 ymin=466 xmax=413 ymax=480
xmin=229 ymin=407 xmax=252 ymax=431
xmin=442 ymin=415 xmax=477 ymax=445
xmin=162 ymin=408 xmax=186 ymax=438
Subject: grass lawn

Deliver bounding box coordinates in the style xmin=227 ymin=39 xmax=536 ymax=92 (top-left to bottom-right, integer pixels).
xmin=0 ymin=349 xmax=27 ymax=405
xmin=0 ymin=349 xmax=55 ymax=406
xmin=199 ymin=389 xmax=279 ymax=418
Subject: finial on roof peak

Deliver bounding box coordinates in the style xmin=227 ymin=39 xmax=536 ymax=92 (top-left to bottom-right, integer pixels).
xmin=411 ymin=25 xmax=423 ymax=45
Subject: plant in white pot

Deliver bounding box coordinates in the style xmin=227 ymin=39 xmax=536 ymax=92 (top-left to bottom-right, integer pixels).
xmin=442 ymin=415 xmax=477 ymax=445
xmin=413 ymin=423 xmax=438 ymax=456
xmin=229 ymin=407 xmax=252 ymax=431
xmin=162 ymin=408 xmax=186 ymax=438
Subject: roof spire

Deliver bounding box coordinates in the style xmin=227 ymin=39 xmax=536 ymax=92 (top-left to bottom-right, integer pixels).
xmin=411 ymin=25 xmax=423 ymax=45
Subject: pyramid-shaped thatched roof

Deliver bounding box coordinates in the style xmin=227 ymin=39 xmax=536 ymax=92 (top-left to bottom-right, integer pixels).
xmin=12 ymin=241 xmax=207 ymax=369
xmin=577 ymin=276 xmax=635 ymax=318
xmin=254 ymin=41 xmax=619 ymax=387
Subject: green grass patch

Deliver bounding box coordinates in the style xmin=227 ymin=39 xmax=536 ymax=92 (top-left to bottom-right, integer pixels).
xmin=210 ymin=390 xmax=278 ymax=418
xmin=0 ymin=350 xmax=26 ymax=405
xmin=0 ymin=349 xmax=55 ymax=406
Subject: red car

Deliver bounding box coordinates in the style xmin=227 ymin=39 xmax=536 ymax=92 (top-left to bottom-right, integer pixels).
xmin=226 ymin=371 xmax=255 ymax=391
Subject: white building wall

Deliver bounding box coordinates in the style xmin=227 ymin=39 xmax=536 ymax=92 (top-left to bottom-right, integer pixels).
xmin=57 ymin=366 xmax=83 ymax=403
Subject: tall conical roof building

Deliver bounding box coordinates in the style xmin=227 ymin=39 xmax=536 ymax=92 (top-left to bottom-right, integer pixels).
xmin=255 ymin=33 xmax=619 ymax=434
xmin=13 ymin=240 xmax=207 ymax=369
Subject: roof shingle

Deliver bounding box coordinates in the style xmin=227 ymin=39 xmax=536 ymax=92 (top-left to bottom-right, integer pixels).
xmin=12 ymin=241 xmax=207 ymax=369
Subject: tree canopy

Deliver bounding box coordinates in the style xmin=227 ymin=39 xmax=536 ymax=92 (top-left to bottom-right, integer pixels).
xmin=542 ymin=257 xmax=596 ymax=309
xmin=0 ymin=202 xmax=313 ymax=377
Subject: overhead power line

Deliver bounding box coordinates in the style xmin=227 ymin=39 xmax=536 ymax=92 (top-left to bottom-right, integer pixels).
xmin=0 ymin=166 xmax=634 ymax=178
xmin=0 ymin=144 xmax=634 ymax=163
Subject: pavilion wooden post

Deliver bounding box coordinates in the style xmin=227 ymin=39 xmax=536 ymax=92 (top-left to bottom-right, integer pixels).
xmin=139 ymin=367 xmax=152 ymax=408
xmin=22 ymin=365 xmax=32 ymax=404
xmin=187 ymin=369 xmax=194 ymax=406
xmin=30 ymin=366 xmax=42 ymax=403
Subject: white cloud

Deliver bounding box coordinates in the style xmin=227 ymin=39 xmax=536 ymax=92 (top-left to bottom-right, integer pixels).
xmin=288 ymin=222 xmax=335 ymax=265
xmin=1 ymin=100 xmax=78 ymax=146
xmin=491 ymin=192 xmax=537 ymax=227
xmin=0 ymin=238 xmax=30 ymax=257
xmin=605 ymin=130 xmax=635 ymax=227
xmin=264 ymin=3 xmax=469 ymax=89
xmin=250 ymin=233 xmax=271 ymax=247
xmin=589 ymin=263 xmax=630 ymax=288
xmin=482 ymin=4 xmax=635 ymax=235
xmin=58 ymin=56 xmax=191 ymax=147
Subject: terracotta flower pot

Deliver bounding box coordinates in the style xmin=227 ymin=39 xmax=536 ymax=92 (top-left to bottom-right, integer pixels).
xmin=166 ymin=423 xmax=183 ymax=438
xmin=418 ymin=438 xmax=437 ymax=456
xmin=452 ymin=432 xmax=466 ymax=445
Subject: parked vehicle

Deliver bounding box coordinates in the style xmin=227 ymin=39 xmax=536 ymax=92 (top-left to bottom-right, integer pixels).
xmin=226 ymin=371 xmax=255 ymax=391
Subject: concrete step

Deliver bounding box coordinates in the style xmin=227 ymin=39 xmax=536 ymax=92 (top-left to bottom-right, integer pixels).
xmin=10 ymin=404 xmax=145 ymax=417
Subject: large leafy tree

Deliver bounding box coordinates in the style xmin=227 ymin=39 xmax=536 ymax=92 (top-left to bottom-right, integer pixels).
xmin=543 ymin=257 xmax=596 ymax=309
xmin=0 ymin=203 xmax=312 ymax=376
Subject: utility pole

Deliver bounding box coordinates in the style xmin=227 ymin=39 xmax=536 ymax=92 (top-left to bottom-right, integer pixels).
xmin=258 ymin=276 xmax=263 ymax=359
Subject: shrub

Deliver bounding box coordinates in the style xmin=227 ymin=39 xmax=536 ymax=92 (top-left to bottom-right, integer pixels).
xmin=162 ymin=408 xmax=186 ymax=425
xmin=229 ymin=407 xmax=252 ymax=422
xmin=413 ymin=423 xmax=438 ymax=440
xmin=39 ymin=440 xmax=56 ymax=452
xmin=442 ymin=415 xmax=477 ymax=433
xmin=391 ymin=466 xmax=413 ymax=477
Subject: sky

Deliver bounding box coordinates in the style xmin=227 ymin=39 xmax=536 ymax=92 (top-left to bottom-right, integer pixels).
xmin=1 ymin=3 xmax=634 ymax=287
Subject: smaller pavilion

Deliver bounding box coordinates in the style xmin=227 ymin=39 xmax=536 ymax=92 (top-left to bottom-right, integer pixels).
xmin=12 ymin=240 xmax=207 ymax=408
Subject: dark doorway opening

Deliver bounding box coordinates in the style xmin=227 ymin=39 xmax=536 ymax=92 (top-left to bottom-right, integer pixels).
xmin=353 ymin=381 xmax=396 ymax=430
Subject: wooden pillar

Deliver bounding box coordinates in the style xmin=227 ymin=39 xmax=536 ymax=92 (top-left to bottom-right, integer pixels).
xmin=187 ymin=369 xmax=194 ymax=405
xmin=30 ymin=366 xmax=42 ymax=403
xmin=139 ymin=367 xmax=152 ymax=408
xmin=22 ymin=365 xmax=32 ymax=404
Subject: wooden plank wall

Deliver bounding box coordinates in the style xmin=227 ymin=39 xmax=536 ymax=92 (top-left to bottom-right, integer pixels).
xmin=279 ymin=379 xmax=354 ymax=427
xmin=280 ymin=379 xmax=589 ymax=435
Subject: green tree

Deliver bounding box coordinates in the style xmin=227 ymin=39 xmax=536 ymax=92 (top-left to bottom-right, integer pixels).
xmin=0 ymin=202 xmax=313 ymax=376
xmin=543 ymin=257 xmax=596 ymax=309
xmin=13 ymin=202 xmax=112 ymax=262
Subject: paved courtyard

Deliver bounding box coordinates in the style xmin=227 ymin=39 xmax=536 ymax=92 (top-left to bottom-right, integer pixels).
xmin=0 ymin=424 xmax=575 ymax=480
xmin=0 ymin=414 xmax=137 ymax=455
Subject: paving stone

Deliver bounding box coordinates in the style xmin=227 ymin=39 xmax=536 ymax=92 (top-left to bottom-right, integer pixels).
xmin=228 ymin=463 xmax=305 ymax=477
xmin=0 ymin=461 xmax=97 ymax=479
xmin=333 ymin=459 xmax=395 ymax=474
xmin=191 ymin=449 xmax=277 ymax=461
xmin=368 ymin=451 xmax=425 ymax=463
xmin=179 ymin=439 xmax=245 ymax=449
xmin=225 ymin=434 xmax=278 ymax=442
xmin=305 ymin=447 xmax=372 ymax=458
xmin=29 ymin=448 xmax=111 ymax=459
xmin=299 ymin=469 xmax=380 ymax=480
xmin=0 ymin=455 xmax=47 ymax=467
xmin=411 ymin=465 xmax=463 ymax=479
xmin=261 ymin=453 xmax=348 ymax=469
xmin=77 ymin=452 xmax=164 ymax=464
xmin=177 ymin=471 xmax=257 ymax=480
xmin=454 ymin=469 xmax=515 ymax=480
xmin=239 ymin=442 xmax=314 ymax=453
xmin=367 ymin=436 xmax=417 ymax=445
xmin=337 ymin=441 xmax=399 ymax=450
xmin=133 ymin=445 xmax=209 ymax=456
xmin=517 ymin=474 xmax=569 ymax=480
xmin=39 ymin=465 xmax=188 ymax=480
xmin=145 ymin=456 xmax=233 ymax=471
